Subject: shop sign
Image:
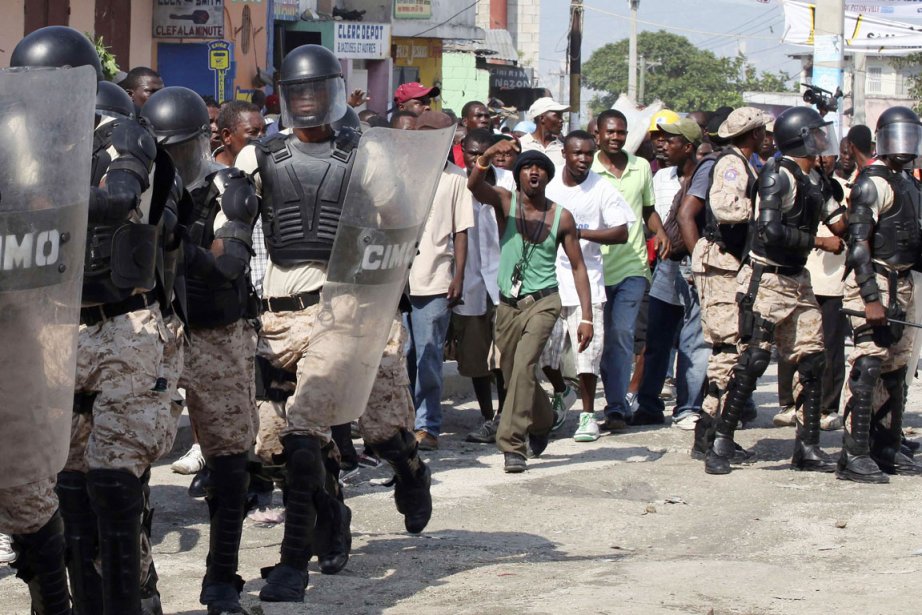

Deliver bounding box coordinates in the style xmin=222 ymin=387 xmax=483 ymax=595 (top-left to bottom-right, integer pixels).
xmin=394 ymin=0 xmax=432 ymax=19
xmin=334 ymin=22 xmax=391 ymax=59
xmin=490 ymin=66 xmax=532 ymax=90
xmin=274 ymin=0 xmax=299 ymax=21
xmin=153 ymin=0 xmax=224 ymax=39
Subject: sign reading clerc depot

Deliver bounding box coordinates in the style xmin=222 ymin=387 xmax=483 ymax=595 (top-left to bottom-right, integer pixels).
xmin=334 ymin=22 xmax=391 ymax=59
xmin=153 ymin=0 xmax=224 ymax=39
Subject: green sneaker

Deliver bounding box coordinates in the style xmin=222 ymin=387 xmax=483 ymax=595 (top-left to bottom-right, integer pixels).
xmin=573 ymin=412 xmax=600 ymax=442
xmin=551 ymin=386 xmax=576 ymax=432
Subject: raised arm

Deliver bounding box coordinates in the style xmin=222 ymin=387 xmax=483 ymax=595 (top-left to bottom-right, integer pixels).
xmin=467 ymin=139 xmax=517 ymax=224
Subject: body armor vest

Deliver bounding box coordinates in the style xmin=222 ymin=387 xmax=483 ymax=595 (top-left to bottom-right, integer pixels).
xmin=83 ymin=120 xmax=160 ymax=305
xmin=185 ymin=171 xmax=252 ymax=328
xmin=749 ymin=158 xmax=826 ymax=269
xmin=255 ymin=128 xmax=360 ymax=266
xmin=703 ymin=149 xmax=756 ymax=260
xmin=866 ymin=165 xmax=922 ymax=269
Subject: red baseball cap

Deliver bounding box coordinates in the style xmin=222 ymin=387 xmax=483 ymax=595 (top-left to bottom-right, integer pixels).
xmin=394 ymin=82 xmax=440 ymax=104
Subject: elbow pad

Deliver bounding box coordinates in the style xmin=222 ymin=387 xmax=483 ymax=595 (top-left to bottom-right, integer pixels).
xmin=215 ymin=167 xmax=259 ymax=227
xmin=107 ymin=119 xmax=156 ymax=191
xmin=846 ymin=239 xmax=880 ymax=303
xmin=93 ymin=172 xmax=142 ymax=223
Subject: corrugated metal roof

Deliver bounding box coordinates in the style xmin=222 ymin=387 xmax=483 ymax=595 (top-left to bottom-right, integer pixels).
xmin=442 ymin=28 xmax=519 ymax=63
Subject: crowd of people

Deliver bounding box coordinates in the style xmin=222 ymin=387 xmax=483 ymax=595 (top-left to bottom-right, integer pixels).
xmin=2 ymin=23 xmax=922 ymax=615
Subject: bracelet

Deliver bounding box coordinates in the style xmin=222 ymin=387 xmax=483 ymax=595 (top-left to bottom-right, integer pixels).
xmin=580 ymin=320 xmax=594 ymax=326
xmin=475 ymin=156 xmax=490 ymax=170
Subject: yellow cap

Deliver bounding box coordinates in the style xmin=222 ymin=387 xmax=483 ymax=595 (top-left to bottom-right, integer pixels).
xmin=649 ymin=109 xmax=681 ymax=132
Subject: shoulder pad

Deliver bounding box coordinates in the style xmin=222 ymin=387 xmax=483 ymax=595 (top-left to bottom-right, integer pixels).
xmin=849 ymin=175 xmax=879 ymax=211
xmin=255 ymin=133 xmax=288 ymax=154
xmin=825 ymin=174 xmax=844 ymax=203
xmin=109 ymin=118 xmax=157 ymax=166
xmin=333 ymin=126 xmax=361 ymax=153
xmin=862 ymin=164 xmax=891 ymax=180
xmin=212 ymin=166 xmax=248 ymax=194
xmin=757 ymin=159 xmax=790 ymax=195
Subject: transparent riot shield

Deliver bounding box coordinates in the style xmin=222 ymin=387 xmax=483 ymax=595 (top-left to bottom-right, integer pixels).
xmin=0 ymin=67 xmax=95 ymax=488
xmin=305 ymin=126 xmax=454 ymax=427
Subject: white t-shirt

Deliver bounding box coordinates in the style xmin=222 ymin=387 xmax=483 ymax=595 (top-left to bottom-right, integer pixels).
xmin=547 ymin=171 xmax=635 ymax=306
xmin=652 ymin=165 xmax=680 ymax=221
xmin=455 ymin=167 xmax=515 ymax=316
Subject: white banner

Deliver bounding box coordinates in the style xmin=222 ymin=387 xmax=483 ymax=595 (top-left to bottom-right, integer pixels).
xmin=782 ymin=1 xmax=922 ymax=53
xmin=334 ymin=22 xmax=391 ymax=60
xmin=766 ymin=0 xmax=922 ymax=19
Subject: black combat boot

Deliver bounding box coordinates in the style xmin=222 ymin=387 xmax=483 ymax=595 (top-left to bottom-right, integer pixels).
xmin=837 ymin=357 xmax=889 ymax=483
xmin=691 ymin=411 xmax=715 ymax=460
xmin=312 ymin=445 xmax=352 ymax=575
xmin=705 ymin=347 xmax=769 ymax=475
xmin=371 ymin=429 xmax=432 ymax=533
xmin=259 ymin=435 xmax=325 ymax=603
xmin=10 ymin=511 xmax=72 ymax=615
xmin=870 ymin=368 xmax=922 ymax=475
xmin=85 ymin=470 xmax=144 ymax=615
xmin=56 ymin=471 xmax=103 ymax=615
xmin=791 ymin=353 xmax=836 ymax=472
xmin=200 ymin=453 xmax=250 ymax=614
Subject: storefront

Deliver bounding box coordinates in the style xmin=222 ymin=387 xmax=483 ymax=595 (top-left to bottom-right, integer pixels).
xmin=152 ymin=0 xmax=270 ymax=103
xmin=392 ymin=37 xmax=442 ymax=104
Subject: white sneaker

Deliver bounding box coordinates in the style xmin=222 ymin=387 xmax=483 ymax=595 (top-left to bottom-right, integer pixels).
xmin=673 ymin=413 xmax=700 ymax=431
xmin=573 ymin=412 xmax=601 ymax=442
xmin=0 ymin=533 xmax=16 ymax=564
xmin=820 ymin=412 xmax=843 ymax=431
xmin=772 ymin=405 xmax=796 ymax=427
xmin=171 ymin=443 xmax=205 ymax=475
xmin=551 ymin=385 xmax=578 ymax=432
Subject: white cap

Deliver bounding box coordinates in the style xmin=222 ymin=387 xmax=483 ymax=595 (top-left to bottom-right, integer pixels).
xmin=527 ymin=97 xmax=570 ymax=121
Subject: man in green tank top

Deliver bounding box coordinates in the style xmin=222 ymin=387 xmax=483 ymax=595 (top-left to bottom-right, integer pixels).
xmin=468 ymin=144 xmax=594 ymax=473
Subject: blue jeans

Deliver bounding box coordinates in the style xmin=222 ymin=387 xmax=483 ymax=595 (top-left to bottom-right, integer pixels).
xmin=637 ymin=277 xmax=709 ymax=420
xmin=406 ymin=295 xmax=451 ymax=436
xmin=601 ymin=276 xmax=649 ymax=418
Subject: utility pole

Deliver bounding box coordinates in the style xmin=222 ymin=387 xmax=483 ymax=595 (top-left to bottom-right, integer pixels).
xmin=852 ymin=53 xmax=867 ymax=125
xmin=628 ymin=0 xmax=639 ymax=100
xmin=638 ymin=55 xmax=645 ymax=105
xmin=812 ymin=0 xmax=845 ymax=134
xmin=568 ymin=0 xmax=583 ymax=129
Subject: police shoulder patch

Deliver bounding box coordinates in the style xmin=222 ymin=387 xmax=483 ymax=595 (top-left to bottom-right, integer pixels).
xmin=723 ymin=167 xmax=739 ymax=182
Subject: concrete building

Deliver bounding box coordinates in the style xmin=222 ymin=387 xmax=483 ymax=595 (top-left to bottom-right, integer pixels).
xmin=475 ymin=0 xmax=541 ymax=72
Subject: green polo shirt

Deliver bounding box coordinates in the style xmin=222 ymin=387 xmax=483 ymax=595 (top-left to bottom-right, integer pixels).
xmin=592 ymin=151 xmax=654 ymax=286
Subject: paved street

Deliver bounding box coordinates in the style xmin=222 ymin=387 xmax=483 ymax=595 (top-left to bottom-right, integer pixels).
xmin=3 ymin=360 xmax=922 ymax=614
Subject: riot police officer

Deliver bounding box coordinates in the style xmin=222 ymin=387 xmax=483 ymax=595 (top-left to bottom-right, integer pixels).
xmin=838 ymin=106 xmax=922 ymax=483
xmin=0 ymin=25 xmax=103 ymax=615
xmin=13 ymin=25 xmax=179 ymax=615
xmin=234 ymin=44 xmax=439 ymax=603
xmin=704 ymin=106 xmax=847 ymax=475
xmin=142 ymin=86 xmax=260 ymax=614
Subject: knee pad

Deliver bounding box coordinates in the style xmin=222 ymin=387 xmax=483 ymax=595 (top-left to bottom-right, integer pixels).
xmin=281 ymin=436 xmax=325 ymax=492
xmin=796 ymin=352 xmax=826 ymax=382
xmin=850 ymin=355 xmax=882 ymax=393
xmin=737 ymin=347 xmax=771 ymax=380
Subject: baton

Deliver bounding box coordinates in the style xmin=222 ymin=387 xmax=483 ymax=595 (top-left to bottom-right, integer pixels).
xmin=840 ymin=308 xmax=922 ymax=330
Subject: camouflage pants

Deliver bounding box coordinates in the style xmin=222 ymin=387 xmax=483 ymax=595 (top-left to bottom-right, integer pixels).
xmin=694 ymin=265 xmax=742 ymax=417
xmin=841 ymin=272 xmax=915 ymax=431
xmin=0 ymin=477 xmax=58 ymax=534
xmin=256 ymin=307 xmax=413 ymax=462
xmin=179 ymin=320 xmax=258 ymax=458
xmin=156 ymin=314 xmax=186 ymax=460
xmin=65 ymin=306 xmax=173 ymax=477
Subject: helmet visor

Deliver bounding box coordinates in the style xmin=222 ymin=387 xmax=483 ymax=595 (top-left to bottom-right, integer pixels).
xmin=280 ymin=76 xmax=347 ymax=129
xmin=876 ymin=122 xmax=922 ymax=158
xmin=164 ymin=134 xmax=210 ymax=186
xmin=802 ymin=122 xmax=839 ymax=157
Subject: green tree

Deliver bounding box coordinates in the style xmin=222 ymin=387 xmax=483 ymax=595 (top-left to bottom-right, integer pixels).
xmin=887 ymin=53 xmax=922 ymax=115
xmin=583 ymin=30 xmax=792 ymax=113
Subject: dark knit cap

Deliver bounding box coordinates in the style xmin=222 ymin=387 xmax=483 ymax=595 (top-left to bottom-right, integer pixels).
xmin=512 ymin=150 xmax=555 ymax=188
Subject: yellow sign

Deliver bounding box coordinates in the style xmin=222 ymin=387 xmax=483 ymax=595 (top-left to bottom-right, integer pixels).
xmin=209 ymin=48 xmax=230 ymax=70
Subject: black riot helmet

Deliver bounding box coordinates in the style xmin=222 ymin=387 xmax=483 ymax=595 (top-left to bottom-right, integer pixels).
xmin=10 ymin=26 xmax=103 ymax=81
xmin=875 ymin=106 xmax=922 ymax=162
xmin=332 ymin=105 xmax=361 ymax=133
xmin=141 ymin=86 xmax=212 ymax=184
xmin=96 ymin=81 xmax=135 ymax=120
xmin=773 ymin=106 xmax=838 ymax=158
xmin=278 ymin=44 xmax=347 ymax=129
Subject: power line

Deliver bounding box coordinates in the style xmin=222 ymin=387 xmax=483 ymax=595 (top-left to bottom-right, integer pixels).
xmin=584 ymin=3 xmax=777 ymax=41
xmin=408 ymin=1 xmax=480 ymax=38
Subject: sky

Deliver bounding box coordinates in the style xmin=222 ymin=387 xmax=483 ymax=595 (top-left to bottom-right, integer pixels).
xmin=538 ymin=0 xmax=804 ymax=105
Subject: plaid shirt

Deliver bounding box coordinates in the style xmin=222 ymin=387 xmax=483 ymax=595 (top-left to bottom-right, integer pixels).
xmin=250 ymin=222 xmax=268 ymax=298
